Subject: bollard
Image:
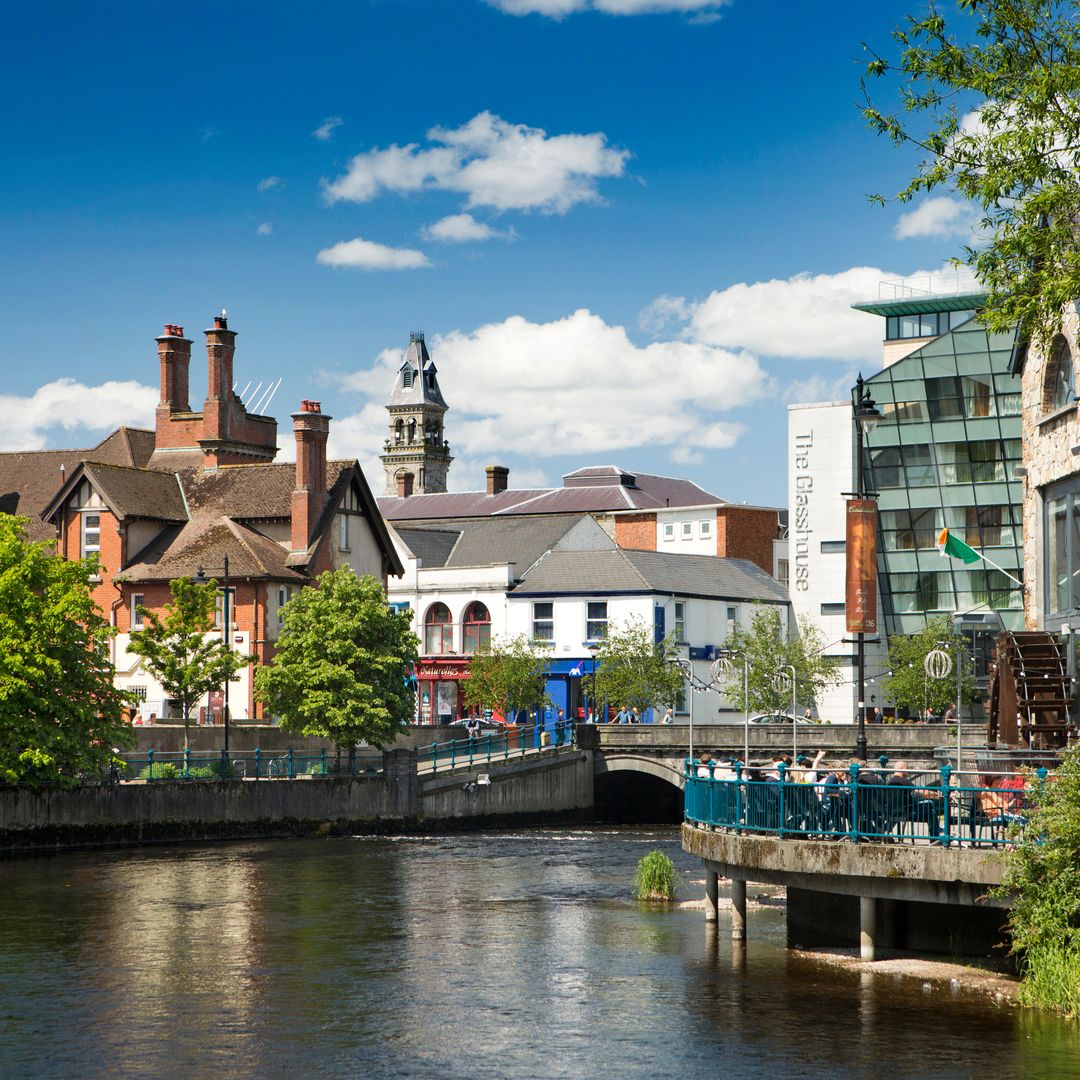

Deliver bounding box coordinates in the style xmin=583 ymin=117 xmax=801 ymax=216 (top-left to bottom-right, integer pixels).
xmin=254 ymin=747 xmax=261 ymax=779
xmin=147 ymin=748 xmax=155 ymax=782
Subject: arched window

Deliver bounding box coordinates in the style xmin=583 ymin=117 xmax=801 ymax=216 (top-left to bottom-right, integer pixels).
xmin=1044 ymin=335 xmax=1075 ymax=412
xmin=463 ymin=601 xmax=491 ymax=654
xmin=407 ymin=418 xmax=417 ymax=444
xmin=402 ymin=365 xmax=414 ymax=388
xmin=425 ymin=602 xmax=453 ymax=654
xmin=394 ymin=418 xmax=404 ymax=444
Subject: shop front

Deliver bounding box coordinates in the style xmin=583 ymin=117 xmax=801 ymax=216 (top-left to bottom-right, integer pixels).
xmin=416 ymin=657 xmax=471 ymax=725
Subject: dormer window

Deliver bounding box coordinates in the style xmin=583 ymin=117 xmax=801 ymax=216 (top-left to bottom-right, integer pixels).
xmin=402 ymin=366 xmax=414 ymax=388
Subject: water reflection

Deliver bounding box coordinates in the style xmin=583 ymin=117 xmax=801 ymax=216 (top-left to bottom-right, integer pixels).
xmin=0 ymin=829 xmax=1075 ymax=1079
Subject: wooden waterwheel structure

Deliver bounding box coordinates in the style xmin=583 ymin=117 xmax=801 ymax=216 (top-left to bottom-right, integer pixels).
xmin=987 ymin=631 xmax=1074 ymax=749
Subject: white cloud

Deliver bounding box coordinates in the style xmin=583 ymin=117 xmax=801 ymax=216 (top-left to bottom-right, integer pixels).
xmin=0 ymin=379 xmax=157 ymax=452
xmin=256 ymin=176 xmax=283 ymax=192
xmin=422 ymin=213 xmax=514 ymax=243
xmin=653 ymin=264 xmax=979 ymax=364
xmin=490 ymin=0 xmax=729 ymax=15
xmin=313 ymin=116 xmax=343 ymax=141
xmin=323 ymin=111 xmax=629 ymax=214
xmin=895 ymin=196 xmax=980 ymax=240
xmin=256 ymin=222 xmax=273 ymax=236
xmin=333 ymin=309 xmax=763 ymax=474
xmin=316 ymin=237 xmax=432 ymax=271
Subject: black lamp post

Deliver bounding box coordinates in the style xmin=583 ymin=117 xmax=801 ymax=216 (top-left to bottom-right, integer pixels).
xmin=194 ymin=554 xmax=232 ymax=756
xmin=586 ymin=642 xmax=601 ymax=722
xmin=853 ymin=374 xmax=881 ymax=762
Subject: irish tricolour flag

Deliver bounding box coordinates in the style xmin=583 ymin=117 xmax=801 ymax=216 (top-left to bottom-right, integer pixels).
xmin=936 ymin=527 xmax=1023 ymax=586
xmin=937 ymin=528 xmax=981 ymax=564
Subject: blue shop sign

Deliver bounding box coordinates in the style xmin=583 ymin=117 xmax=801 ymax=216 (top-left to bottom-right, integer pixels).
xmin=546 ymin=658 xmax=594 ymax=676
xmin=688 ymin=645 xmax=719 ymax=661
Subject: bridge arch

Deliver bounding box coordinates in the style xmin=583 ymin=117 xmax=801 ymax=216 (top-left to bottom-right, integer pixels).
xmin=594 ymin=753 xmax=684 ymax=824
xmin=597 ymin=753 xmax=685 ymax=790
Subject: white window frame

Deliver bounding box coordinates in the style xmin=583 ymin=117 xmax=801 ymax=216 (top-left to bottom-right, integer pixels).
xmin=215 ymin=588 xmax=237 ymax=630
xmin=339 ymin=513 xmax=350 ymax=551
xmin=699 ymin=519 xmax=712 ymax=539
xmin=662 ymin=522 xmax=675 ymax=541
xmin=532 ymin=602 xmax=554 ymax=643
xmin=81 ymin=511 xmax=101 ymax=559
xmin=277 ymin=586 xmax=293 ymax=628
xmin=131 ymin=593 xmax=145 ymax=630
xmin=586 ymin=601 xmax=608 ymax=642
xmin=673 ymin=601 xmax=686 ymax=642
xmin=680 ymin=521 xmax=693 ymax=539
xmin=726 ymin=605 xmax=738 ymax=636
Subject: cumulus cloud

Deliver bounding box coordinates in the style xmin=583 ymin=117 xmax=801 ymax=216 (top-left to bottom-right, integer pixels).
xmin=0 ymin=379 xmax=157 ymax=452
xmin=323 ymin=111 xmax=629 ymax=214
xmin=489 ymin=0 xmax=729 ymax=16
xmin=256 ymin=176 xmax=283 ymax=192
xmin=256 ymin=222 xmax=273 ymax=236
xmin=422 ymin=213 xmax=514 ymax=243
xmin=895 ymin=196 xmax=980 ymax=240
xmin=316 ymin=237 xmax=432 ymax=271
xmin=313 ymin=116 xmax=343 ymax=141
xmin=649 ymin=264 xmax=979 ymax=364
xmin=333 ymin=309 xmax=761 ymax=476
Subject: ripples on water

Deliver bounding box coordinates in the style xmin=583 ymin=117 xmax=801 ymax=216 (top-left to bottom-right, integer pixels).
xmin=0 ymin=828 xmax=1076 ymax=1079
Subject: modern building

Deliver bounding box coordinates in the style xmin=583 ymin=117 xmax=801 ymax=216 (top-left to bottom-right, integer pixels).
xmin=0 ymin=317 xmax=401 ymax=722
xmin=787 ymin=288 xmax=1024 ymax=721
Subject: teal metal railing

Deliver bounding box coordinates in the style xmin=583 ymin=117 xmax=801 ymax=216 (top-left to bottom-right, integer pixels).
xmin=417 ymin=720 xmax=576 ymax=772
xmin=117 ymin=747 xmax=376 ymax=781
xmin=684 ymin=762 xmax=1050 ymax=847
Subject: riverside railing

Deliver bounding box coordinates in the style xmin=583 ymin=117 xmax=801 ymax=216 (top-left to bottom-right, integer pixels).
xmin=417 ymin=720 xmax=576 ymax=773
xmin=684 ymin=762 xmax=1050 ymax=848
xmin=118 ymin=748 xmax=380 ymax=781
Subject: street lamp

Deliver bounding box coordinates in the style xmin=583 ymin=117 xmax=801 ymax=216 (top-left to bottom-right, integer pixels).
xmin=586 ymin=641 xmax=601 ymax=723
xmin=777 ymin=664 xmax=796 ymax=759
xmin=715 ymin=649 xmax=750 ymax=765
xmin=194 ymin=554 xmax=232 ymax=756
xmin=853 ymin=374 xmax=881 ymax=762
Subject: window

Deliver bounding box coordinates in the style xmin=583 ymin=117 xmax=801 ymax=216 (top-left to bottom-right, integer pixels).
xmin=699 ymin=519 xmax=712 ymax=539
xmin=130 ymin=686 xmax=147 ymax=702
xmin=424 ymin=603 xmax=454 ymax=654
xmin=81 ymin=512 xmax=101 ymax=559
xmin=131 ymin=593 xmax=145 ymax=630
xmin=402 ymin=366 xmax=414 ymax=388
xmin=886 ymin=312 xmax=944 ymax=340
xmin=673 ymin=601 xmax=686 ymax=642
xmin=674 ymin=681 xmax=689 ymax=716
xmin=820 ymin=603 xmax=846 ymax=616
xmin=407 ymin=418 xmax=416 ymax=444
xmin=820 ymin=540 xmax=846 ymax=554
xmin=776 ymin=559 xmax=789 ymax=589
xmin=586 ymin=601 xmax=608 ymax=641
xmin=394 ymin=418 xmax=404 ymax=444
xmin=662 ymin=523 xmax=675 ymax=541
xmin=726 ymin=606 xmax=738 ymax=636
xmin=462 ymin=601 xmax=491 ymax=655
xmin=926 ymin=376 xmax=964 ymax=421
xmin=681 ymin=522 xmax=693 ymax=539
xmin=339 ymin=513 xmax=350 ymax=551
xmin=214 ymin=588 xmax=236 ymax=629
xmin=532 ymin=602 xmax=554 ymax=643
xmin=1044 ymin=335 xmax=1075 ymax=413
xmin=881 ymin=508 xmax=938 ymax=551
xmin=965 ymin=505 xmax=1004 ymax=547
xmin=277 ymin=587 xmax=293 ymax=627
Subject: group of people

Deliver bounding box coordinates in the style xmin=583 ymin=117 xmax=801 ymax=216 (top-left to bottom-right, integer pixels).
xmin=583 ymin=706 xmax=676 ymax=724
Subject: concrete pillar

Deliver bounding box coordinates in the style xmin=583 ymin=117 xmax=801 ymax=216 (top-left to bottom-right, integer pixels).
xmin=731 ymin=877 xmax=747 ymax=941
xmin=705 ymin=869 xmax=719 ymax=923
xmin=860 ymin=895 xmax=876 ymax=961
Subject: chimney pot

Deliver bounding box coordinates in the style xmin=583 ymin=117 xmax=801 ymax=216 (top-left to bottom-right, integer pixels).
xmin=301 ymin=399 xmax=321 ymax=413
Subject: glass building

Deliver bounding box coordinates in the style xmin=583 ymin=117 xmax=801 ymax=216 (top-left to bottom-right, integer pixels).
xmin=854 ymin=293 xmax=1024 ymax=672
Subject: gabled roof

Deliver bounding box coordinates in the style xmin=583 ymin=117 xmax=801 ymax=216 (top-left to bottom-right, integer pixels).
xmin=182 ymin=461 xmax=353 ymax=519
xmin=88 ymin=427 xmax=156 ymax=469
xmin=388 ymin=334 xmax=448 ymax=409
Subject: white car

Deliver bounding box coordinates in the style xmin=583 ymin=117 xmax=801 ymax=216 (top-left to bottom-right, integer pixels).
xmin=748 ymin=712 xmax=820 ymax=726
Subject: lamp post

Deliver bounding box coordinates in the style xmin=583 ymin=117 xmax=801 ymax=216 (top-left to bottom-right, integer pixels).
xmin=715 ymin=650 xmax=750 ymax=765
xmin=853 ymin=374 xmax=881 ymax=762
xmin=586 ymin=641 xmax=601 ymax=724
xmin=194 ymin=555 xmax=232 ymax=756
xmin=779 ymin=664 xmax=797 ymax=760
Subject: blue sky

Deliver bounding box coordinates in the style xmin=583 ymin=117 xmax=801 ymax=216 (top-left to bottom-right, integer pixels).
xmin=1 ymin=0 xmax=978 ymax=504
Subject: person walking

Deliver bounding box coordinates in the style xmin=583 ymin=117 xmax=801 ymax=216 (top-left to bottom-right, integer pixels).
xmin=661 ymin=707 xmax=674 ymax=724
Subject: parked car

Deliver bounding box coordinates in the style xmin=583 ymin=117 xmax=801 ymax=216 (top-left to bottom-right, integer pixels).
xmin=449 ymin=717 xmax=506 ymax=729
xmin=748 ymin=712 xmax=820 ymax=726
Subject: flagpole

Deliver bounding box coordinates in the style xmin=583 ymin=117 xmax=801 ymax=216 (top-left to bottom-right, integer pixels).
xmin=967 ymin=551 xmax=1024 ymax=589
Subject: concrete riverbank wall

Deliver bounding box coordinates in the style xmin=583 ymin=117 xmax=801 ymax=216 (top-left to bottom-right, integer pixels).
xmin=0 ymin=747 xmax=594 ymax=852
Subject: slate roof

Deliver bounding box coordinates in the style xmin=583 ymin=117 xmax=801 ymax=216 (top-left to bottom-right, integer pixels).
xmin=183 ymin=461 xmax=354 ymax=519
xmin=378 ymin=466 xmax=724 ymax=522
xmin=512 ymin=547 xmax=789 ymax=603
xmin=388 ymin=334 xmax=448 ymax=408
xmin=83 ymin=463 xmax=187 ymax=521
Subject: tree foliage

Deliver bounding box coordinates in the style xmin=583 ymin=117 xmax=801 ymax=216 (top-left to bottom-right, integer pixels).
xmin=997 ymin=749 xmax=1080 ymax=1015
xmin=862 ymin=0 xmax=1080 ymax=344
xmin=462 ymin=633 xmax=550 ymax=722
xmin=128 ymin=577 xmax=253 ymax=748
xmin=592 ymin=617 xmax=684 ymax=715
xmin=0 ymin=514 xmax=133 ymax=786
xmin=879 ymin=615 xmax=976 ymax=716
xmin=720 ymin=607 xmax=841 ymax=716
xmin=254 ymin=569 xmax=418 ymax=749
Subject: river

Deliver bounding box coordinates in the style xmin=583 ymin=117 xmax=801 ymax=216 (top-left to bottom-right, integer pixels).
xmin=1 ymin=828 xmax=1076 ymax=1079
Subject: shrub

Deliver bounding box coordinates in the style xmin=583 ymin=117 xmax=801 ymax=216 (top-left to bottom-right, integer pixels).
xmin=306 ymin=762 xmax=327 ymax=776
xmin=138 ymin=762 xmax=179 ymax=780
xmin=634 ymin=850 xmax=678 ymax=901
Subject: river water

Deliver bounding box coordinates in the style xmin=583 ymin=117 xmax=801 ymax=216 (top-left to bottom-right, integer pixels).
xmin=1 ymin=828 xmax=1076 ymax=1079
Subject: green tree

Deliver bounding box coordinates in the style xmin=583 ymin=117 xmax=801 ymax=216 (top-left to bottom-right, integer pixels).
xmin=879 ymin=615 xmax=976 ymax=718
xmin=462 ymin=633 xmax=550 ymax=723
xmin=862 ymin=0 xmax=1080 ymax=344
xmin=996 ymin=748 xmax=1080 ymax=1015
xmin=254 ymin=569 xmax=418 ymax=756
xmin=592 ymin=617 xmax=684 ymax=717
xmin=128 ymin=577 xmax=253 ymax=750
xmin=0 ymin=514 xmax=133 ymax=787
xmin=720 ymin=607 xmax=842 ymax=716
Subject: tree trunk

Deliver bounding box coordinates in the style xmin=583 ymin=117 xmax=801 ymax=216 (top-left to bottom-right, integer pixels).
xmin=182 ymin=701 xmax=190 ymax=753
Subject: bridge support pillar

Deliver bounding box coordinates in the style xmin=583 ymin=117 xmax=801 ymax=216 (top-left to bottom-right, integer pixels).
xmin=705 ymin=869 xmax=718 ymax=923
xmin=731 ymin=877 xmax=747 ymax=940
xmin=859 ymin=896 xmax=876 ymax=962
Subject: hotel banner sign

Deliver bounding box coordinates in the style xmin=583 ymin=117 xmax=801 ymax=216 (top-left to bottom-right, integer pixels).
xmin=845 ymin=499 xmax=878 ymax=634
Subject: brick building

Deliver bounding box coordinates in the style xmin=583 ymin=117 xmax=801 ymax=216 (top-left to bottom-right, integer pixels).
xmin=0 ymin=316 xmax=401 ymax=721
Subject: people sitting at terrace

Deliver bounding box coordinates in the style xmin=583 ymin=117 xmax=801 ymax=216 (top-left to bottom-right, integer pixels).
xmin=886 ymin=761 xmax=942 ymax=842
xmin=695 ymin=752 xmax=715 ymax=779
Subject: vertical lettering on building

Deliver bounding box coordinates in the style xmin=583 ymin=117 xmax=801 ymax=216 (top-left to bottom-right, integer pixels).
xmin=793 ymin=431 xmax=813 ymax=592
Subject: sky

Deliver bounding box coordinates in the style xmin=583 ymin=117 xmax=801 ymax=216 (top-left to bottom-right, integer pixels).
xmin=0 ymin=0 xmax=982 ymax=505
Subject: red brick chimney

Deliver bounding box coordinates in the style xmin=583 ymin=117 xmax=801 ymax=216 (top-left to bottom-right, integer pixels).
xmin=396 ymin=472 xmax=415 ymax=498
xmin=291 ymin=400 xmax=331 ymax=554
xmin=485 ymin=465 xmax=509 ymax=495
xmin=156 ymin=324 xmax=191 ymax=412
xmin=202 ymin=313 xmax=237 ymax=448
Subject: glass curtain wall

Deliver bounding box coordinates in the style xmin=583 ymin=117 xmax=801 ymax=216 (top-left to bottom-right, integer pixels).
xmin=863 ymin=319 xmax=1024 ymax=637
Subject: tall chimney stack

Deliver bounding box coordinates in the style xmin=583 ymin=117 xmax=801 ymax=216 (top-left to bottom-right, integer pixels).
xmin=485 ymin=465 xmax=509 ymax=495
xmin=291 ymin=400 xmax=331 ymax=554
xmin=205 ymin=312 xmax=236 ymax=403
xmin=156 ymin=324 xmax=192 ymax=412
